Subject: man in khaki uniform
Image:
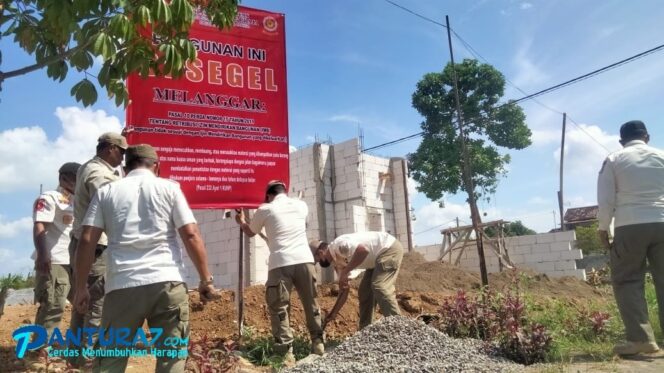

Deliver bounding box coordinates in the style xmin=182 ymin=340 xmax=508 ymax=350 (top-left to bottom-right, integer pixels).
xmin=310 ymin=231 xmax=403 ymax=329
xmin=74 ymin=144 xmax=218 ymax=373
xmin=236 ymin=180 xmax=324 ymax=360
xmin=32 ymin=162 xmax=80 ymax=335
xmin=69 ymin=132 xmax=126 ymax=366
xmin=598 ymin=120 xmax=664 ymax=356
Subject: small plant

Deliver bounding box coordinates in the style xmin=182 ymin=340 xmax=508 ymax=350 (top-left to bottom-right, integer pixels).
xmin=186 ymin=335 xmax=239 ymax=373
xmin=0 ymin=273 xmax=36 ymax=289
xmin=437 ymin=286 xmax=553 ymax=365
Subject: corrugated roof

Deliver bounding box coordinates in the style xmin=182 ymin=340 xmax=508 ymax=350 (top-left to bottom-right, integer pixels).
xmin=564 ymin=205 xmax=598 ymax=223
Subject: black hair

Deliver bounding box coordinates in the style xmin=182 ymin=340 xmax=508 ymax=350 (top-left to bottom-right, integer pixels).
xmin=319 ymin=259 xmax=331 ymax=268
xmin=266 ymin=183 xmax=286 ymax=197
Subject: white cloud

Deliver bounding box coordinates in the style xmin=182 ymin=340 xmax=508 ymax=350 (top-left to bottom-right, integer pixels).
xmin=0 ymin=247 xmax=34 ymax=276
xmin=0 ymin=216 xmax=32 ymax=238
xmin=289 ymin=145 xmax=297 ymax=153
xmin=520 ymin=2 xmax=533 ymax=10
xmin=511 ymin=41 xmax=550 ymax=90
xmin=406 ymin=177 xmax=418 ymax=197
xmin=530 ymin=129 xmax=560 ymax=146
xmin=553 ymin=123 xmax=620 ymax=177
xmin=327 ymin=114 xmax=360 ymax=124
xmin=0 ymin=107 xmax=123 ymax=193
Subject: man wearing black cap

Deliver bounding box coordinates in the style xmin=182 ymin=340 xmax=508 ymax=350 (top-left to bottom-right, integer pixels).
xmin=74 ymin=144 xmax=218 ymax=372
xmin=235 ymin=180 xmax=324 ymax=361
xmin=598 ymin=120 xmax=664 ymax=356
xmin=68 ymin=132 xmax=127 ymax=366
xmin=32 ymin=162 xmax=80 ymax=337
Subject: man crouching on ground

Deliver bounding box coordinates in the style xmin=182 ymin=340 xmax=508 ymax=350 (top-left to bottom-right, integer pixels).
xmin=74 ymin=144 xmax=218 ymax=373
xmin=310 ymin=231 xmax=404 ymax=329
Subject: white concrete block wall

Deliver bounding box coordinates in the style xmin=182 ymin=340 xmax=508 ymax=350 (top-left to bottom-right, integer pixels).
xmin=436 ymin=231 xmax=586 ymax=280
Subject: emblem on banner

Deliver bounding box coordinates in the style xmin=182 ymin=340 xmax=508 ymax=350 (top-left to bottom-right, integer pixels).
xmin=263 ymin=16 xmax=278 ymax=33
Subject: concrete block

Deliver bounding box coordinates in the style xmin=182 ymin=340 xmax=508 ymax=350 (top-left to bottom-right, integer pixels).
xmin=536 ymin=233 xmax=556 ymax=244
xmin=530 ymin=243 xmax=551 ymax=253
xmin=511 ymin=245 xmax=531 ymax=255
xmin=549 ymin=241 xmax=571 ymax=252
xmin=533 ymin=262 xmax=555 ymax=272
xmin=508 ymin=254 xmax=525 ymax=264
xmin=554 ymin=261 xmax=577 ymax=271
xmin=514 ymin=234 xmax=537 ymax=245
xmin=554 ymin=230 xmax=576 ymax=242
xmin=559 ymin=250 xmax=583 ymax=260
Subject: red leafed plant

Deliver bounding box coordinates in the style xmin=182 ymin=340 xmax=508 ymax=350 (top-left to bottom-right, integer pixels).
xmin=186 ymin=335 xmax=240 ymax=373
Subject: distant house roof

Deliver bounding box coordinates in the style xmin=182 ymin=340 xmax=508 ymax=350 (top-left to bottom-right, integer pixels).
xmin=564 ymin=205 xmax=598 ymax=223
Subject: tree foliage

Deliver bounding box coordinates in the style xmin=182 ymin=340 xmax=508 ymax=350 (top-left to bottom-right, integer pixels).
xmin=408 ymin=59 xmax=532 ymax=201
xmin=485 ymin=220 xmax=536 ymax=238
xmin=0 ymin=0 xmax=238 ymax=106
xmin=575 ymin=222 xmax=603 ymax=255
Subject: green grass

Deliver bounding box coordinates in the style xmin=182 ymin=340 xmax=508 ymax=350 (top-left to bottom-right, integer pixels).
xmin=0 ymin=272 xmax=35 ymax=289
xmin=524 ymin=276 xmax=661 ymax=364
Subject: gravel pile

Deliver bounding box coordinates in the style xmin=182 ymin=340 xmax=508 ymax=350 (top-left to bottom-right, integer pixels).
xmin=287 ymin=316 xmax=522 ymax=373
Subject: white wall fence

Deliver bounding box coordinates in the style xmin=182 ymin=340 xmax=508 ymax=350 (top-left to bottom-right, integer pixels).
xmin=415 ymin=231 xmax=586 ymax=280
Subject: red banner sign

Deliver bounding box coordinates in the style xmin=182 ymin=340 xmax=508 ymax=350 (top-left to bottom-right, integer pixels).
xmin=126 ymin=6 xmax=289 ymax=209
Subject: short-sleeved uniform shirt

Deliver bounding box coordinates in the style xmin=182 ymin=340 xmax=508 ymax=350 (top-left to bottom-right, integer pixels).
xmin=329 ymin=232 xmax=397 ymax=270
xmin=249 ymin=194 xmax=314 ymax=271
xmin=82 ymin=169 xmax=196 ymax=293
xmin=31 ymin=187 xmax=74 ymax=265
xmin=73 ymin=156 xmax=120 ymax=244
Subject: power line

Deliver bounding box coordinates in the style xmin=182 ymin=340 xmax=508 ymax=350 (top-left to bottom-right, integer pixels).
xmin=414 ymin=218 xmax=457 ymax=235
xmin=566 ymin=116 xmax=613 ymax=154
xmin=373 ymin=0 xmax=664 ymax=154
xmin=363 ymin=41 xmax=664 ymax=152
xmin=383 ymin=0 xmax=446 ymax=28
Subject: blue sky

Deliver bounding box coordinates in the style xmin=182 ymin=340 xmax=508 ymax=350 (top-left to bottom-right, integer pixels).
xmin=2 ymin=0 xmax=664 ymax=275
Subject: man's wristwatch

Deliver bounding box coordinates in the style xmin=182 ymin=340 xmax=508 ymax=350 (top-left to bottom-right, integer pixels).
xmin=199 ymin=276 xmax=214 ymax=286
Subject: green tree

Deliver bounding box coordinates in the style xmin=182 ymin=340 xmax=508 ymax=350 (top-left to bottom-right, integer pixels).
xmin=0 ymin=0 xmax=238 ymax=106
xmin=486 ymin=220 xmax=536 ymax=238
xmin=575 ymin=222 xmax=602 ymax=255
xmin=408 ymin=59 xmax=532 ymax=201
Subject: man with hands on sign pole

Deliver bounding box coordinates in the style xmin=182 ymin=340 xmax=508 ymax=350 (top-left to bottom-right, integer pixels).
xmin=235 ymin=180 xmax=325 ymax=361
xmin=310 ymin=231 xmax=404 ymax=329
xmin=74 ymin=144 xmax=218 ymax=372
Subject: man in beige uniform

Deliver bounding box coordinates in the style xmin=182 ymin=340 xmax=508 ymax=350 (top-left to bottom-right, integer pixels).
xmin=74 ymin=144 xmax=218 ymax=373
xmin=310 ymin=231 xmax=403 ymax=329
xmin=598 ymin=120 xmax=664 ymax=356
xmin=69 ymin=132 xmax=127 ymax=366
xmin=32 ymin=162 xmax=80 ymax=335
xmin=236 ymin=181 xmax=324 ymax=360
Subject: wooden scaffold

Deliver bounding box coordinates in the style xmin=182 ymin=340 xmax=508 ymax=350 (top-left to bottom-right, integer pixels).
xmin=439 ymin=220 xmax=515 ymax=271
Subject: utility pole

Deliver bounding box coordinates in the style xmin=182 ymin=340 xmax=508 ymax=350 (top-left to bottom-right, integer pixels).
xmin=445 ymin=15 xmax=489 ymax=287
xmin=557 ymin=113 xmax=567 ymax=231
xmin=455 ymin=217 xmax=460 ymax=228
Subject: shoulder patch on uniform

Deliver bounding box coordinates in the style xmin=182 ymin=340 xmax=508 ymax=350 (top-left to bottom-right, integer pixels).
xmin=34 ymin=198 xmax=48 ymax=212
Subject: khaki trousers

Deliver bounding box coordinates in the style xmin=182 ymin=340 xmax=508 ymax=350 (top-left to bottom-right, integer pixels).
xmin=34 ymin=264 xmax=71 ymax=336
xmin=611 ymin=222 xmax=664 ymax=343
xmin=358 ymin=240 xmax=404 ymax=329
xmin=94 ymin=281 xmax=189 ymax=373
xmin=68 ymin=237 xmax=106 ymax=367
xmin=265 ymin=263 xmax=323 ymax=354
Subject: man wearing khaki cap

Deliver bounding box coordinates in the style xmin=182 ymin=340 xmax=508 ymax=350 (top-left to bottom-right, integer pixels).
xmin=235 ymin=180 xmax=324 ymax=361
xmin=68 ymin=132 xmax=127 ymax=367
xmin=74 ymin=144 xmax=218 ymax=372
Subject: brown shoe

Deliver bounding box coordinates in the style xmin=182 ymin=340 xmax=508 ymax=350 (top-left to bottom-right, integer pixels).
xmin=613 ymin=341 xmax=660 ymax=356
